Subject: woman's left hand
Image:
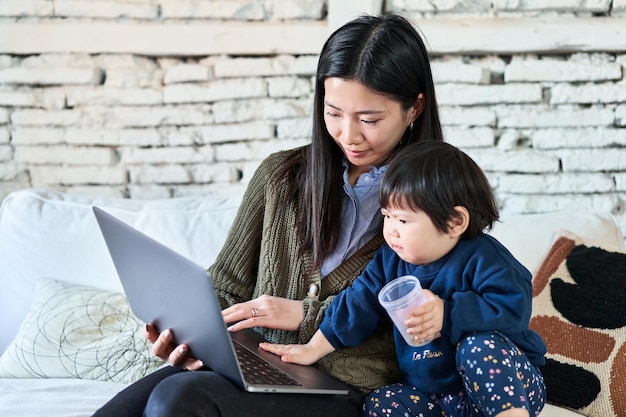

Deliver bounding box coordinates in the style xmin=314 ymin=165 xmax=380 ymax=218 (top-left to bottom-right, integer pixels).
xmin=222 ymin=294 xmax=304 ymax=332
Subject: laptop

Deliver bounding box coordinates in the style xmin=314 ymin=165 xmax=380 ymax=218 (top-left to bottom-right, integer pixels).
xmin=92 ymin=206 xmax=352 ymax=395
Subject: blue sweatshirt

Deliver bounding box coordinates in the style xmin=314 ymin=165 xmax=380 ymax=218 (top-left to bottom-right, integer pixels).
xmin=319 ymin=233 xmax=547 ymax=395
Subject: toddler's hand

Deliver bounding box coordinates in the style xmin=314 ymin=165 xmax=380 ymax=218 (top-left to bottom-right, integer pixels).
xmin=259 ymin=329 xmax=335 ymax=365
xmin=405 ymin=290 xmax=444 ymax=344
xmin=259 ymin=342 xmax=318 ymax=365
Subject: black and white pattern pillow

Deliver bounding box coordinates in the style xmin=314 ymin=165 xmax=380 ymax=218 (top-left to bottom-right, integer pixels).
xmin=0 ymin=278 xmax=165 ymax=383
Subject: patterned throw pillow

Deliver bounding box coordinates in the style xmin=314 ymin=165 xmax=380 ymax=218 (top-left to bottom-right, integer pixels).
xmin=0 ymin=278 xmax=165 ymax=383
xmin=530 ymin=231 xmax=626 ymax=417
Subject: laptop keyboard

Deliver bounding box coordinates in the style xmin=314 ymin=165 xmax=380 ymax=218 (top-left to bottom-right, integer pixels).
xmin=234 ymin=342 xmax=303 ymax=386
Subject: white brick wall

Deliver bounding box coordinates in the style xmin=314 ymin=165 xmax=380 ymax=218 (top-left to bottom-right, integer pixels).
xmin=0 ymin=0 xmax=624 ymax=238
xmin=504 ymin=59 xmax=622 ymax=82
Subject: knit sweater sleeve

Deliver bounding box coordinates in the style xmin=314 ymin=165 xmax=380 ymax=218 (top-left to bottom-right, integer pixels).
xmin=207 ymin=150 xmax=280 ymax=308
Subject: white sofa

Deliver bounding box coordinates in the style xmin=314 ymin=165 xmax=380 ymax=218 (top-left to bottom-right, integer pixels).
xmin=0 ymin=188 xmax=623 ymax=417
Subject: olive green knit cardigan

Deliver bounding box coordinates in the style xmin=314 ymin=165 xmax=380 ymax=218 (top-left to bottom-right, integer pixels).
xmin=207 ymin=146 xmax=401 ymax=391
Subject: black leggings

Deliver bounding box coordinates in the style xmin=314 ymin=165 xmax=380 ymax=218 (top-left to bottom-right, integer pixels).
xmin=92 ymin=366 xmax=365 ymax=417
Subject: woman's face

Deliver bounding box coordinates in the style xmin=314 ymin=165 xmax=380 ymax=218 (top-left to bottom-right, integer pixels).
xmin=323 ymin=78 xmax=420 ymax=184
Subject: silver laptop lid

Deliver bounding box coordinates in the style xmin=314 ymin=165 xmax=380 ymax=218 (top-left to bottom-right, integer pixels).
xmin=93 ymin=206 xmax=246 ymax=386
xmin=92 ymin=206 xmax=351 ymax=395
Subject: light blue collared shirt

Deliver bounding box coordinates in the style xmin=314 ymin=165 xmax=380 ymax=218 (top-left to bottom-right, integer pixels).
xmin=320 ymin=161 xmax=386 ymax=277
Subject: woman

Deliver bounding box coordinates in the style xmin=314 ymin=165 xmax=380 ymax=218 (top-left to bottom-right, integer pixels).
xmin=93 ymin=12 xmax=444 ymax=417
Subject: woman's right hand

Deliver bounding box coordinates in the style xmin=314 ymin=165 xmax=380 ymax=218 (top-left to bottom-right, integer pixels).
xmin=144 ymin=323 xmax=204 ymax=371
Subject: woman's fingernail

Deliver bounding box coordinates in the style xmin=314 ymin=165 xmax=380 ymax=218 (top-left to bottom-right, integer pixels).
xmin=179 ymin=346 xmax=187 ymax=354
xmin=164 ymin=329 xmax=172 ymax=338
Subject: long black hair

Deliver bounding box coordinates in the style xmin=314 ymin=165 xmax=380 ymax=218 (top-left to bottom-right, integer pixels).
xmin=279 ymin=13 xmax=444 ymax=270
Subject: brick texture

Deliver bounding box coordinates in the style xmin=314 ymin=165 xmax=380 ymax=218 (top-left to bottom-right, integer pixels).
xmin=0 ymin=0 xmax=624 ymax=239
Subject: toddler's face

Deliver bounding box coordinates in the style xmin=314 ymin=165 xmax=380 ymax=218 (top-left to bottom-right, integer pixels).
xmin=381 ymin=205 xmax=459 ymax=266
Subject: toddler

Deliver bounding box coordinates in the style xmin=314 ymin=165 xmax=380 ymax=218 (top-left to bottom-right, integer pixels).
xmin=261 ymin=141 xmax=547 ymax=417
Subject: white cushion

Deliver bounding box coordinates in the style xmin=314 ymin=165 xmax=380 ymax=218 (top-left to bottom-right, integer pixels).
xmin=0 ymin=278 xmax=164 ymax=382
xmin=491 ymin=211 xmax=625 ymax=275
xmin=0 ymin=188 xmax=241 ymax=353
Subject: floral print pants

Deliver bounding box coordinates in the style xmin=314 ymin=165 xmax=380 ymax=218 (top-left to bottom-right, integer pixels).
xmin=362 ymin=332 xmax=546 ymax=417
